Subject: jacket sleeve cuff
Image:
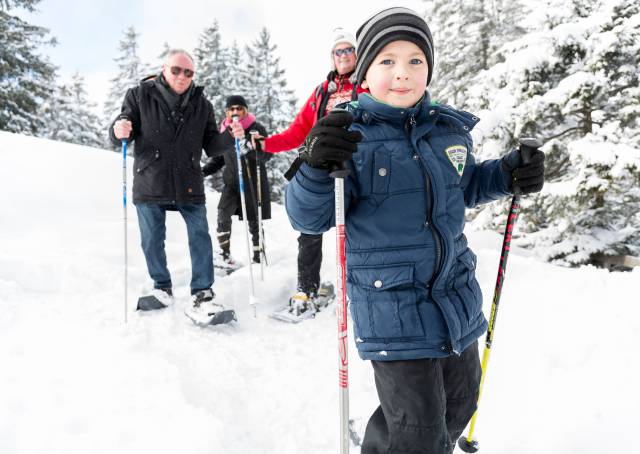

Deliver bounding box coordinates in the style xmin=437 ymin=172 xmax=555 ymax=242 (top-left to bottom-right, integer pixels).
xmin=298 ymin=163 xmax=332 ymax=182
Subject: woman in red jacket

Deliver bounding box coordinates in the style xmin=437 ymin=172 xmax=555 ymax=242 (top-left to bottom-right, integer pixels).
xmin=258 ymin=28 xmax=366 ymax=315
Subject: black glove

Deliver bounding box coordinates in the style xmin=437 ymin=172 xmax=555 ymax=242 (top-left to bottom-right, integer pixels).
xmin=299 ymin=110 xmax=362 ymax=169
xmin=202 ymin=156 xmax=225 ymax=176
xmin=501 ymin=147 xmax=545 ymax=194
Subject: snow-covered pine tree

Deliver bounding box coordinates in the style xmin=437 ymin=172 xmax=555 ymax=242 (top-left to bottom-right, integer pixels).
xmin=244 ymin=27 xmax=297 ymax=202
xmin=0 ymin=0 xmax=56 ymax=134
xmin=466 ymin=0 xmax=640 ymax=266
xmin=103 ymin=26 xmax=150 ymax=135
xmin=193 ymin=22 xmax=230 ymax=194
xmin=151 ymin=41 xmax=171 ymax=74
xmin=426 ymin=0 xmax=527 ymax=107
xmin=194 ymin=20 xmax=229 ymax=118
xmin=0 ymin=0 xmax=38 ymax=10
xmin=244 ymin=27 xmax=296 ymax=132
xmin=41 ymin=72 xmax=104 ymax=148
xmin=225 ymin=40 xmax=249 ymax=98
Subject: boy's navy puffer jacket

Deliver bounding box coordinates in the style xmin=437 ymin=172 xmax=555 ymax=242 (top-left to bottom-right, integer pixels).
xmin=285 ymin=93 xmax=512 ymax=361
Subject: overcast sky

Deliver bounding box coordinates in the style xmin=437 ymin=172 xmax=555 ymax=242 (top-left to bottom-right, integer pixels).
xmin=20 ymin=0 xmax=427 ymax=112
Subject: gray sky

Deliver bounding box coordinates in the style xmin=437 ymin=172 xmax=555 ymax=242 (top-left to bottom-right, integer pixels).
xmin=20 ymin=0 xmax=427 ymax=111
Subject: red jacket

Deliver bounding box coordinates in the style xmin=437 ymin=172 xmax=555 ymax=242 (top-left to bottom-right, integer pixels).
xmin=263 ymin=71 xmax=367 ymax=153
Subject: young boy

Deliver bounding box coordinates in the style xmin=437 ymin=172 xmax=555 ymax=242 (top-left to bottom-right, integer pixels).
xmin=285 ymin=7 xmax=545 ymax=454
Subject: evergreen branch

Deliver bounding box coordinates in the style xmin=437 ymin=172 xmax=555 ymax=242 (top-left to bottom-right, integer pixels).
xmin=543 ymin=126 xmax=583 ymax=142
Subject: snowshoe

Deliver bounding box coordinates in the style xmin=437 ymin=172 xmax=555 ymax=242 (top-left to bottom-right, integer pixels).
xmin=136 ymin=288 xmax=173 ymax=311
xmin=269 ymin=282 xmax=336 ymax=323
xmin=349 ymin=418 xmax=365 ymax=447
xmin=214 ymin=251 xmax=242 ymax=276
xmin=184 ymin=289 xmax=237 ymax=326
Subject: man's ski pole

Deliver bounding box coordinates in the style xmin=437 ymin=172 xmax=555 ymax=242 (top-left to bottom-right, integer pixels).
xmin=330 ymin=161 xmax=350 ymax=454
xmin=122 ymin=139 xmax=128 ymax=324
xmin=233 ymin=116 xmax=257 ymax=316
xmin=250 ymin=130 xmax=267 ymax=279
xmin=458 ymin=138 xmax=542 ymax=453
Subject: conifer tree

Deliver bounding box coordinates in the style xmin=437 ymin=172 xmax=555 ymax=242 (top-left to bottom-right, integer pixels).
xmin=244 ymin=27 xmax=297 ymax=132
xmin=0 ymin=0 xmax=56 ymax=134
xmin=151 ymin=41 xmax=171 ymax=74
xmin=244 ymin=27 xmax=297 ymax=202
xmin=426 ymin=0 xmax=527 ymax=107
xmin=41 ymin=72 xmax=103 ymax=148
xmin=194 ymin=20 xmax=228 ymax=117
xmin=225 ymin=40 xmax=249 ymax=98
xmin=103 ymin=26 xmax=150 ymax=127
xmin=465 ymin=0 xmax=640 ymax=265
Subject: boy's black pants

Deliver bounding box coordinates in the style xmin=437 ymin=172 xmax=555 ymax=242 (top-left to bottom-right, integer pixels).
xmin=362 ymin=341 xmax=481 ymax=454
xmin=297 ymin=232 xmax=323 ymax=293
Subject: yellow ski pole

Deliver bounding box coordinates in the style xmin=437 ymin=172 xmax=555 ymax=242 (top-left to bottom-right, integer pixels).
xmin=458 ymin=138 xmax=542 ymax=453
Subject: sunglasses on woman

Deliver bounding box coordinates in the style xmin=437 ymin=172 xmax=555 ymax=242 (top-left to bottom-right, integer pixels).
xmin=334 ymin=47 xmax=355 ymax=57
xmin=169 ymin=66 xmax=195 ymax=78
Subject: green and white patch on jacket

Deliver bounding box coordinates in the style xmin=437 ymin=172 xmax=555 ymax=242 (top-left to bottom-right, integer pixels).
xmin=445 ymin=144 xmax=467 ymax=176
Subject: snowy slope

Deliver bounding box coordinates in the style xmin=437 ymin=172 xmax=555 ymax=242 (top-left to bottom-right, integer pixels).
xmin=0 ymin=131 xmax=638 ymax=454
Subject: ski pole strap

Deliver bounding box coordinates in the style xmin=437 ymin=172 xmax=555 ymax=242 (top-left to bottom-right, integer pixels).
xmin=284 ymin=156 xmax=304 ymax=181
xmin=285 ymin=158 xmax=350 ymax=181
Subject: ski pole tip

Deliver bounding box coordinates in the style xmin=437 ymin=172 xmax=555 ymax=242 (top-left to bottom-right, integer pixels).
xmin=457 ymin=436 xmax=480 ymax=453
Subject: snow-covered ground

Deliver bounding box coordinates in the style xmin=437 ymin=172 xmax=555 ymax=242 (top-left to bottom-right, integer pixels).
xmin=1 ymin=131 xmax=638 ymax=453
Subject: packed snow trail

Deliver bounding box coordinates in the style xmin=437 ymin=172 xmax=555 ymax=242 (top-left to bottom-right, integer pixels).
xmin=0 ymin=131 xmax=638 ymax=453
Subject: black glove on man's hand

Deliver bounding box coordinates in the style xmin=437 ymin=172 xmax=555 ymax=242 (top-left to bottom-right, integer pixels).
xmin=501 ymin=147 xmax=545 ymax=194
xmin=299 ymin=110 xmax=362 ymax=169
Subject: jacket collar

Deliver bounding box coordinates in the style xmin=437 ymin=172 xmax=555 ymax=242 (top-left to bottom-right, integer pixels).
xmin=354 ymin=92 xmax=430 ymax=126
xmin=350 ymin=92 xmax=480 ymax=133
xmin=146 ymin=77 xmax=204 ymax=118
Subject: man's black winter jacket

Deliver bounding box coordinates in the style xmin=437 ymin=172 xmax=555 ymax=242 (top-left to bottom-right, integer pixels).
xmin=109 ymin=77 xmax=224 ymax=204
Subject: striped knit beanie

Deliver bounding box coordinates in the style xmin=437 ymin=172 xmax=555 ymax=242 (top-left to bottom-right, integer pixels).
xmin=355 ymin=7 xmax=434 ymax=86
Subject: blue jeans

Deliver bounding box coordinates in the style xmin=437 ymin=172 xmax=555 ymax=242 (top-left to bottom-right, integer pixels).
xmin=136 ymin=203 xmax=214 ymax=295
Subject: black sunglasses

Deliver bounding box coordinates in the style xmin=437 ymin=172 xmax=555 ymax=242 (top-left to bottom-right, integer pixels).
xmin=169 ymin=66 xmax=195 ymax=78
xmin=227 ymin=106 xmax=246 ymax=112
xmin=334 ymin=47 xmax=355 ymax=57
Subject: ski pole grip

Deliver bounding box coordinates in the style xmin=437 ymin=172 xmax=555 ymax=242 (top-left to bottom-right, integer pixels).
xmin=249 ymin=130 xmax=263 ymax=154
xmin=518 ymin=137 xmax=542 ymax=165
xmin=329 ymin=161 xmax=350 ymax=179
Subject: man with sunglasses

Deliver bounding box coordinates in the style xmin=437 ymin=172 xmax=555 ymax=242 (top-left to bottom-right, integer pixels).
xmin=110 ymin=49 xmax=244 ymax=324
xmin=252 ymin=28 xmax=366 ymax=319
xmin=202 ymin=95 xmax=270 ymax=267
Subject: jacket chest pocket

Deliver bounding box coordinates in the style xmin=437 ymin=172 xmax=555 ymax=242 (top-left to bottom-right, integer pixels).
xmin=372 ymin=149 xmax=390 ymax=194
xmin=348 ymin=263 xmax=425 ymax=341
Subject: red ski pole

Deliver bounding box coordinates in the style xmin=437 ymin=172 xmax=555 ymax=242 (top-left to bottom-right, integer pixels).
xmin=331 ymin=161 xmax=350 ymax=454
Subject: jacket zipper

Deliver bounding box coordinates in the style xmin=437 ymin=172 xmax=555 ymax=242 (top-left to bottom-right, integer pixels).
xmin=404 ymin=113 xmax=458 ymax=355
xmin=405 ymin=115 xmax=443 ymax=285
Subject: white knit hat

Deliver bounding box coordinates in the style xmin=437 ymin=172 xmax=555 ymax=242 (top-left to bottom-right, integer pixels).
xmin=330 ymin=27 xmax=357 ymax=70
